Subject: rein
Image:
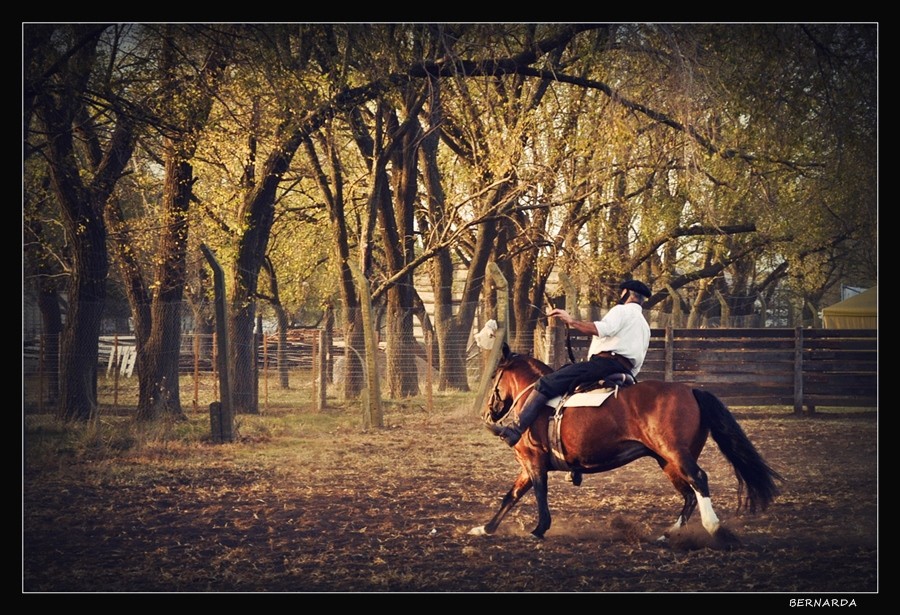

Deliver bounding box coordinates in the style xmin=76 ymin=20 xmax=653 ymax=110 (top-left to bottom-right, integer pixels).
xmin=512 ymin=381 xmax=536 ymax=409
xmin=565 ymin=326 xmax=576 ymax=364
xmin=487 ymin=366 xmax=537 ymax=425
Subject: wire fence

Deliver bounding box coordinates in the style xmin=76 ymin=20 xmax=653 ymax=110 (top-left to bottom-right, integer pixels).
xmin=22 ymin=327 xmax=493 ymax=415
xmin=21 ymin=294 xmax=812 ymax=416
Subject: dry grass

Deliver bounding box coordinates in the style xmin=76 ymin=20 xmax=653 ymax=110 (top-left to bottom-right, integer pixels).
xmin=23 ymin=393 xmax=878 ymax=596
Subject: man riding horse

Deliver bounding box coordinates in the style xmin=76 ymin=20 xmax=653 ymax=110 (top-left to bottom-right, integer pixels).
xmin=496 ymin=279 xmax=652 ymax=447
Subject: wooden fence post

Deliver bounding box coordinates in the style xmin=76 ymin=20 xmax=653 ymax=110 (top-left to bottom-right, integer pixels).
xmin=793 ymin=326 xmax=804 ymax=415
xmin=262 ymin=331 xmax=269 ymax=411
xmin=255 ymin=314 xmax=262 ymax=412
xmin=665 ymin=325 xmax=674 ymax=382
xmin=715 ymin=290 xmax=731 ymax=328
xmin=348 ymin=261 xmax=383 ymax=429
xmin=200 ymin=244 xmax=233 ymax=443
xmin=552 ymin=271 xmax=578 ymax=367
xmin=38 ymin=334 xmax=45 ymax=414
xmin=193 ymin=333 xmax=200 ymax=411
xmin=425 ymin=329 xmax=434 ymax=413
xmin=315 ymin=329 xmax=326 ymax=412
xmin=113 ymin=334 xmax=120 ymax=406
xmin=666 ymin=283 xmax=683 ymax=328
xmin=472 ymin=263 xmax=509 ymax=416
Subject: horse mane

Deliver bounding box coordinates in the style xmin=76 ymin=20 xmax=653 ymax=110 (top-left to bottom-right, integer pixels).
xmin=498 ymin=347 xmax=553 ymax=380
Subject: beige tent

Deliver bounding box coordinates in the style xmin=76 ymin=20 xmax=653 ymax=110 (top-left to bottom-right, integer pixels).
xmin=822 ymin=286 xmax=877 ymax=329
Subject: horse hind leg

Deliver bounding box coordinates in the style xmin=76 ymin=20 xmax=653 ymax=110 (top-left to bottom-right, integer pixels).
xmin=658 ymin=485 xmax=697 ymax=542
xmin=661 ymin=459 xmax=721 ymax=539
xmin=689 ymin=467 xmax=722 ymax=537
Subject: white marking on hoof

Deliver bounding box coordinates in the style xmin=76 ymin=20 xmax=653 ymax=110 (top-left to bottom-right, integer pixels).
xmin=656 ymin=515 xmax=684 ymax=542
xmin=694 ymin=491 xmax=721 ymax=536
xmin=468 ymin=525 xmax=488 ymax=536
xmin=655 ymin=534 xmax=670 ymax=544
xmin=665 ymin=516 xmax=686 ymax=537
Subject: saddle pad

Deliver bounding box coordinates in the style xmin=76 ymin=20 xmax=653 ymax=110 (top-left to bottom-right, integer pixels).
xmin=547 ymin=387 xmax=618 ymax=472
xmin=548 ymin=387 xmax=616 ymax=409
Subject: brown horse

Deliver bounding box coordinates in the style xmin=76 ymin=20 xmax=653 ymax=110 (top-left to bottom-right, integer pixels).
xmin=473 ymin=344 xmax=782 ymax=542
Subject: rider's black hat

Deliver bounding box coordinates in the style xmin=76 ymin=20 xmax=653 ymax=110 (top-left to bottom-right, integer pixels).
xmin=620 ymin=280 xmax=652 ymax=299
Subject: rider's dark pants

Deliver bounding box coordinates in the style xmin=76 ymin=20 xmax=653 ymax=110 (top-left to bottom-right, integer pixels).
xmin=534 ymin=355 xmax=628 ymax=398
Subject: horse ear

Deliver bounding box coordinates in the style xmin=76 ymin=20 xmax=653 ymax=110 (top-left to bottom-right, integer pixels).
xmin=502 ymin=342 xmax=511 ymax=358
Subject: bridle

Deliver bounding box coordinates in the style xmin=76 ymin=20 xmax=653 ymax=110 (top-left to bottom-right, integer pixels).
xmin=484 ymin=365 xmax=537 ymax=425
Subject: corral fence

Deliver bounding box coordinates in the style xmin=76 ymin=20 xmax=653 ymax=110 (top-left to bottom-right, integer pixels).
xmin=21 ymin=327 xmax=479 ymax=413
xmin=23 ymin=324 xmax=876 ymax=415
xmin=563 ymin=327 xmax=878 ymax=413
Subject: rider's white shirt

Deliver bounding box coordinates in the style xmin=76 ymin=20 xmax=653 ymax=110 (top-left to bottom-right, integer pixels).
xmin=587 ymin=303 xmax=651 ymax=375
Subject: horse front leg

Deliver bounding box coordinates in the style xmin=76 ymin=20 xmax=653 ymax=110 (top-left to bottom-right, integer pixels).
xmin=530 ymin=468 xmax=551 ymax=539
xmin=468 ymin=470 xmax=533 ymax=536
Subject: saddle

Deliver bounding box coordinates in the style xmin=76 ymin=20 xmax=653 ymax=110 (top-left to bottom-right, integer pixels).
xmin=547 ymin=371 xmax=637 ymax=410
xmin=573 ymin=371 xmax=636 ymax=393
xmin=548 ymin=372 xmax=637 ymax=478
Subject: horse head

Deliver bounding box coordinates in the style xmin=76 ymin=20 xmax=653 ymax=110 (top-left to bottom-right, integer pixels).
xmin=483 ymin=343 xmax=546 ymax=424
xmin=482 ymin=343 xmax=514 ymax=423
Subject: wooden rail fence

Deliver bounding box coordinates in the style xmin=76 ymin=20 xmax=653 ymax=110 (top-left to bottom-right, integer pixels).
xmin=561 ymin=327 xmax=877 ymax=413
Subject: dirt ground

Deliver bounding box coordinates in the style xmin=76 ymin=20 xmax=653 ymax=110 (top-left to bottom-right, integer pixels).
xmin=23 ymin=403 xmax=878 ymax=598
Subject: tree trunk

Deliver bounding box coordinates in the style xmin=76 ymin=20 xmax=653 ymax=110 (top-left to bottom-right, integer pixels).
xmin=57 ymin=218 xmax=108 ymax=421
xmin=229 ymin=295 xmax=259 ymax=415
xmin=435 ymin=314 xmax=471 ymax=391
xmin=379 ymin=105 xmax=420 ymax=398
xmin=31 ymin=26 xmax=132 ymax=422
xmin=436 ymin=214 xmax=501 ymax=391
xmin=36 ymin=265 xmax=63 ymax=404
xmin=132 ymin=152 xmax=194 ymax=420
xmin=275 ymin=304 xmax=290 ymax=389
xmin=687 ymin=278 xmax=712 ymax=328
xmin=260 ymin=257 xmax=291 ymax=389
xmin=417 ymin=82 xmax=471 ymax=391
xmin=384 ymin=286 xmax=419 ymax=397
xmin=340 ymin=308 xmax=366 ymax=398
xmin=509 ymin=224 xmax=540 ymax=355
xmin=229 ymin=128 xmax=305 ymax=413
xmin=323 ymin=302 xmax=335 ymax=385
xmin=304 ymin=130 xmax=365 ymax=399
xmin=188 ymin=262 xmax=215 ymax=367
xmin=130 ymin=26 xmax=228 ymax=418
xmin=43 ymin=115 xmax=130 ymax=421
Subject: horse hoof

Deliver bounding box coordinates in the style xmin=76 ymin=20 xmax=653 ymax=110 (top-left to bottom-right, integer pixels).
xmin=468 ymin=525 xmax=488 ymax=536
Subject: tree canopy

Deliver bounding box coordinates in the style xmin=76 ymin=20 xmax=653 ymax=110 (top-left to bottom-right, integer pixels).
xmin=24 ymin=23 xmax=877 ymax=417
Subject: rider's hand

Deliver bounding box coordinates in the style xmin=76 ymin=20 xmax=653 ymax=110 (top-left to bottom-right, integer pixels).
xmin=548 ymin=308 xmax=571 ymax=324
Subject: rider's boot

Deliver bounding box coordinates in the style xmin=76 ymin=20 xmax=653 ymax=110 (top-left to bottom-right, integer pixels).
xmin=497 ymin=389 xmax=550 ymax=447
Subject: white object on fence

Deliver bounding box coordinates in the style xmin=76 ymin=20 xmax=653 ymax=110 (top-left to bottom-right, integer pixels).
xmin=120 ymin=346 xmax=137 ymax=377
xmin=474 ymin=319 xmax=498 ymax=350
xmin=105 ymin=344 xmax=137 ymax=378
xmin=106 ymin=346 xmax=117 ymax=376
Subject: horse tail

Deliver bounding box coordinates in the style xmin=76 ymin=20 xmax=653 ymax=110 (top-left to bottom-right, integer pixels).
xmin=692 ymin=389 xmax=783 ymax=512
